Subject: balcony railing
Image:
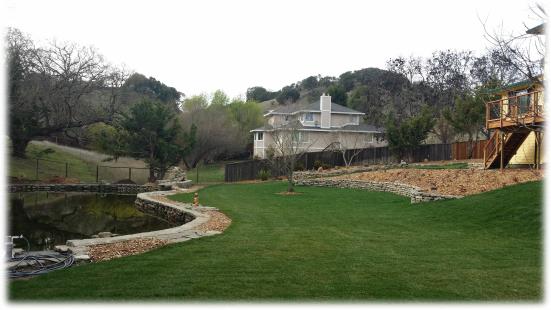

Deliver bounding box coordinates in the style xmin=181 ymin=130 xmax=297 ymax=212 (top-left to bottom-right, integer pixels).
xmin=486 ymin=90 xmax=544 ymax=128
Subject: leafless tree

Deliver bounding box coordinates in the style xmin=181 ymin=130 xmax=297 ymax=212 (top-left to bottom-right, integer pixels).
xmin=179 ymin=104 xmax=242 ymax=168
xmin=327 ymin=132 xmax=368 ymax=167
xmin=481 ymin=4 xmax=546 ymax=84
xmin=267 ymin=120 xmax=316 ymax=192
xmin=7 ymin=28 xmax=120 ymax=157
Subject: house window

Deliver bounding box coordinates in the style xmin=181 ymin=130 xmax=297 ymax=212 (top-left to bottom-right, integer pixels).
xmin=256 ymin=132 xmax=264 ymax=141
xmin=365 ymin=133 xmax=374 ymax=143
xmin=292 ymin=132 xmax=309 ymax=143
xmin=305 ymin=113 xmax=314 ymax=121
xmin=299 ymin=132 xmax=309 ymax=143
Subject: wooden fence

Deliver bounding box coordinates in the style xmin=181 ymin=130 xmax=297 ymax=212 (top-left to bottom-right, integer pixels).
xmin=451 ymin=140 xmax=487 ymax=160
xmin=225 ymin=143 xmax=454 ymax=182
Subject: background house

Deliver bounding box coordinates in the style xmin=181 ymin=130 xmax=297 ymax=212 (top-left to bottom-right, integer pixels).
xmin=251 ymin=94 xmax=385 ymax=159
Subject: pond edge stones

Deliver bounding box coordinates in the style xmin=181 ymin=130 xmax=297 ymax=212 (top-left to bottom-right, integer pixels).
xmin=65 ymin=189 xmax=221 ymax=262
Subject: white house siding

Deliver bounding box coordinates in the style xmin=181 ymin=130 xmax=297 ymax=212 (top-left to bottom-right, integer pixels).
xmin=253 ymin=130 xmax=385 ymax=159
xmin=329 ymin=114 xmax=359 ymax=127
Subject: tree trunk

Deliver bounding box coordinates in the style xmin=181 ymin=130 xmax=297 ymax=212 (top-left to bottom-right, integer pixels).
xmin=11 ymin=138 xmax=30 ymax=158
xmin=287 ymin=172 xmax=295 ymax=192
xmin=149 ymin=167 xmax=156 ymax=182
xmin=287 ymin=162 xmax=295 ymax=192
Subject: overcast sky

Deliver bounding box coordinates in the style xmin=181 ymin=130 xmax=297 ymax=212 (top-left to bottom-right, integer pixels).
xmin=5 ymin=0 xmax=544 ymax=99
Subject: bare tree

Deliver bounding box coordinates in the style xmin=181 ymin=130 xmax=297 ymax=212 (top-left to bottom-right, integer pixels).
xmin=267 ymin=120 xmax=316 ymax=192
xmin=7 ymin=28 xmax=117 ymax=157
xmin=481 ymin=4 xmax=546 ymax=83
xmin=327 ymin=132 xmax=368 ymax=167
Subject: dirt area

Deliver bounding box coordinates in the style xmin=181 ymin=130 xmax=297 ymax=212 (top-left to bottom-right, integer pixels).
xmin=88 ymin=238 xmax=168 ymax=262
xmin=331 ymin=168 xmax=543 ymax=196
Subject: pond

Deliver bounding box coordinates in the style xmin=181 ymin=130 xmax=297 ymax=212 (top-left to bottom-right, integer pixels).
xmin=9 ymin=192 xmax=177 ymax=251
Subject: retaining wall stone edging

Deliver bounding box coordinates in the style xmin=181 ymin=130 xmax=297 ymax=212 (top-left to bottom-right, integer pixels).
xmin=63 ymin=189 xmax=221 ymax=261
xmin=295 ymin=178 xmax=462 ymax=204
xmin=8 ymin=183 xmax=158 ymax=194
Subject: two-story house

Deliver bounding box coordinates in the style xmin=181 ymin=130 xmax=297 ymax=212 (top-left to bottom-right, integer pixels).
xmin=251 ymin=94 xmax=385 ymax=159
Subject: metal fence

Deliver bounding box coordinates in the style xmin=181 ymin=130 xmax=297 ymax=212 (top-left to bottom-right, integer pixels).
xmin=19 ymin=158 xmax=150 ymax=184
xmin=225 ymin=143 xmax=455 ymax=182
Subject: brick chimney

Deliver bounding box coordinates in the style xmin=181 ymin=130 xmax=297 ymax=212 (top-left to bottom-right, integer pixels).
xmin=320 ymin=93 xmax=331 ymax=128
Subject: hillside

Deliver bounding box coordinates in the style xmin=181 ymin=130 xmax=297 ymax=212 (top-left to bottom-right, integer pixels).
xmin=251 ymin=67 xmax=410 ymax=126
xmin=9 ymin=141 xmax=149 ymax=184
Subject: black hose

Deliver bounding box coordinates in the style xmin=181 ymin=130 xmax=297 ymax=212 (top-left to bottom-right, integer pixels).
xmin=8 ymin=236 xmax=75 ymax=279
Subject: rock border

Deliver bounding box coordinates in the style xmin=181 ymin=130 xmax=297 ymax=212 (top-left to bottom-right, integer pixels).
xmin=295 ymin=177 xmax=462 ymax=204
xmin=63 ymin=189 xmax=223 ymax=261
xmin=8 ymin=183 xmax=158 ymax=194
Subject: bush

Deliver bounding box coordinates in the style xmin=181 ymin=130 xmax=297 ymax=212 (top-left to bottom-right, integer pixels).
xmin=258 ymin=169 xmax=271 ymax=181
xmin=313 ymin=160 xmax=323 ymax=170
xmin=313 ymin=160 xmax=332 ymax=170
xmin=294 ymin=162 xmax=305 ymax=171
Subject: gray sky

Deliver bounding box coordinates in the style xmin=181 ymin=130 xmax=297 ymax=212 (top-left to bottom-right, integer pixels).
xmin=5 ymin=0 xmax=543 ymax=99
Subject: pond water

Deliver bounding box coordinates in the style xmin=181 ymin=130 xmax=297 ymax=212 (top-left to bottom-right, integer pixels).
xmin=9 ymin=192 xmax=176 ymax=251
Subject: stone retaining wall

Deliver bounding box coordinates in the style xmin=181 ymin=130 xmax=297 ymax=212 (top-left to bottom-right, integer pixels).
xmin=293 ymin=164 xmax=403 ymax=180
xmin=8 ymin=183 xmax=157 ymax=194
xmin=295 ymin=178 xmax=461 ymax=204
xmin=134 ymin=192 xmax=195 ymax=224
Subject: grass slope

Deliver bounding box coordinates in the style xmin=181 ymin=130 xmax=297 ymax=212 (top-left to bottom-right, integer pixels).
xmin=187 ymin=162 xmax=226 ymax=184
xmin=9 ymin=142 xmax=98 ymax=182
xmin=10 ymin=181 xmax=542 ymax=301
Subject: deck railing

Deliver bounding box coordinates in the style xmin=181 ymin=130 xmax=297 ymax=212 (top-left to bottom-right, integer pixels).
xmin=486 ymin=90 xmax=544 ymax=128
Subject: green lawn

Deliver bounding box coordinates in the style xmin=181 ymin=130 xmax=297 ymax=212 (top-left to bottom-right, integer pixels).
xmin=187 ymin=162 xmax=226 ymax=184
xmin=10 ymin=181 xmax=542 ymax=301
xmin=410 ymin=162 xmax=469 ymax=169
xmin=9 ymin=142 xmax=97 ymax=182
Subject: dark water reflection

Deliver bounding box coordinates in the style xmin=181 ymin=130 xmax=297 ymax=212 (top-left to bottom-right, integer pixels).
xmin=8 ymin=192 xmax=175 ymax=250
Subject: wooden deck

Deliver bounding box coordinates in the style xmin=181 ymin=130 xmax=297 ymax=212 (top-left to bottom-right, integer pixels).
xmin=484 ymin=90 xmax=544 ymax=169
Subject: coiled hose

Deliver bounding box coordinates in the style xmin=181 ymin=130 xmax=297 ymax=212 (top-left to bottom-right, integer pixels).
xmin=8 ymin=236 xmax=75 ymax=279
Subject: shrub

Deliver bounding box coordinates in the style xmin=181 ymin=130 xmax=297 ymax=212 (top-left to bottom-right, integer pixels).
xmin=294 ymin=162 xmax=305 ymax=171
xmin=313 ymin=160 xmax=323 ymax=170
xmin=313 ymin=160 xmax=332 ymax=170
xmin=258 ymin=169 xmax=271 ymax=181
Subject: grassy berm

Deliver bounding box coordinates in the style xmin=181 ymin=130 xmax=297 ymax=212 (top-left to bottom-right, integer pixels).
xmin=10 ymin=181 xmax=542 ymax=301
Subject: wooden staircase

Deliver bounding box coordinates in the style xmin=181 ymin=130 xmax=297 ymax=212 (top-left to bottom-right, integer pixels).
xmin=484 ymin=130 xmax=531 ymax=169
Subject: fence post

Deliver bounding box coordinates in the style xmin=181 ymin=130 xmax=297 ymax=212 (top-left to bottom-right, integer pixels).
xmin=96 ymin=165 xmax=99 ymax=183
xmin=36 ymin=159 xmax=39 ymax=180
xmin=65 ymin=162 xmax=68 ymax=178
xmin=128 ymin=168 xmax=132 ymax=181
xmin=196 ymin=165 xmax=199 ymax=184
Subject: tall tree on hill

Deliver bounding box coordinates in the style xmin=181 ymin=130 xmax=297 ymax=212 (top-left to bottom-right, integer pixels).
xmin=326 ymin=84 xmax=347 ymax=105
xmin=122 ymin=100 xmax=195 ymax=181
xmin=276 ymin=86 xmax=300 ymax=104
xmin=123 ymin=73 xmax=182 ymax=111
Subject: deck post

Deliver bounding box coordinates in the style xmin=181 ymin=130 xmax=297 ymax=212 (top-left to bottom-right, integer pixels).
xmin=535 ymin=131 xmax=541 ymax=170
xmin=499 ymin=130 xmax=504 ymax=171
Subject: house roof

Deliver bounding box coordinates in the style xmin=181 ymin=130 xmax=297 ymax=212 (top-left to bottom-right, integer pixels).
xmin=484 ymin=76 xmax=543 ymax=94
xmin=265 ymin=101 xmax=364 ymax=116
xmin=526 ymin=23 xmax=545 ymax=35
xmin=251 ymin=121 xmax=384 ymax=134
